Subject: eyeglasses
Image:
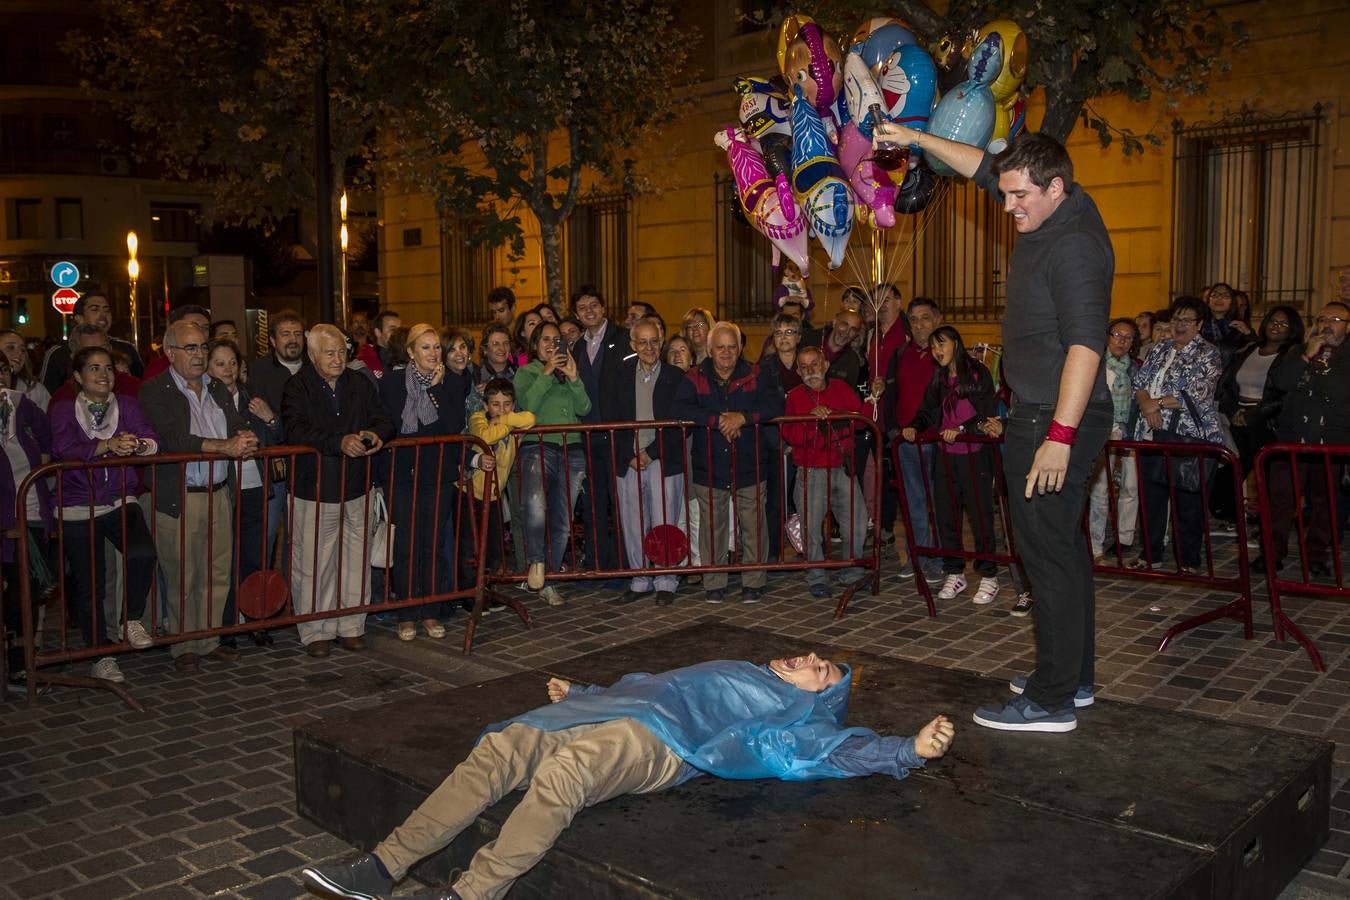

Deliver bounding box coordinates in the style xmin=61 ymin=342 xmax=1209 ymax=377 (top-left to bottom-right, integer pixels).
xmin=633 ymin=339 xmax=661 ymax=348
xmin=170 ymin=343 xmax=208 ymax=354
xmin=1171 ymin=316 xmax=1199 ymax=325
xmin=1316 ymin=316 xmax=1347 ymax=326
xmin=1108 ymin=331 xmax=1134 ymax=340
xmin=773 ymin=329 xmax=800 ymax=337
xmin=1267 ymin=321 xmax=1290 ymax=329
xmin=685 ymin=322 xmax=709 ymax=332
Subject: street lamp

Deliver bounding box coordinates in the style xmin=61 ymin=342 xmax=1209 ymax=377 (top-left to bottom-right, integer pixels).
xmin=126 ymin=230 xmax=140 ymax=348
xmin=339 ymin=191 xmax=350 ymax=327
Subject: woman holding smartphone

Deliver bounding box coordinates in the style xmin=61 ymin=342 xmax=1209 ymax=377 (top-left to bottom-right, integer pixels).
xmin=513 ymin=323 xmax=589 ymax=608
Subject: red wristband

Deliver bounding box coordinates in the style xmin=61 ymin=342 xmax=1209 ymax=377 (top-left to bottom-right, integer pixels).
xmin=1046 ymin=420 xmax=1077 ymax=445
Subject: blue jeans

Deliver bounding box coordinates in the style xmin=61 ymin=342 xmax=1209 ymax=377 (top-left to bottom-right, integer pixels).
xmin=520 ymin=442 xmax=587 ymax=573
xmin=897 ymin=440 xmax=937 ymax=570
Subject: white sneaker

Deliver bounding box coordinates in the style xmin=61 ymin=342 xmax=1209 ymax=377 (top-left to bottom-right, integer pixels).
xmin=937 ymin=574 xmax=967 ymax=600
xmin=124 ymin=621 xmax=153 ymax=650
xmin=539 ymin=585 xmax=565 ymax=607
xmin=527 ymin=562 xmax=545 ymax=591
xmin=972 ymin=577 xmax=1001 ymax=605
xmin=91 ymin=657 xmax=125 ymax=683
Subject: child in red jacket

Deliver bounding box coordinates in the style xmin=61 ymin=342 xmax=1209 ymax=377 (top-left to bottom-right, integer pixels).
xmin=781 ymin=347 xmax=869 ymax=598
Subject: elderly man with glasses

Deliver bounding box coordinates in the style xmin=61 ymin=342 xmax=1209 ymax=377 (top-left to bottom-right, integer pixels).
xmin=139 ymin=320 xmax=260 ymax=671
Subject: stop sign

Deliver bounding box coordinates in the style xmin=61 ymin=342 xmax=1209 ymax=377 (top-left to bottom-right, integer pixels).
xmin=51 ymin=287 xmax=80 ymax=314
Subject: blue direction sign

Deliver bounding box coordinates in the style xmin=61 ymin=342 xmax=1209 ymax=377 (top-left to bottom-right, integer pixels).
xmin=51 ymin=261 xmax=80 ymax=289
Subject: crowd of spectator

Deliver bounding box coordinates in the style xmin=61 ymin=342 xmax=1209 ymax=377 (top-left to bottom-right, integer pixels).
xmin=2 ymin=277 xmax=1347 ymax=688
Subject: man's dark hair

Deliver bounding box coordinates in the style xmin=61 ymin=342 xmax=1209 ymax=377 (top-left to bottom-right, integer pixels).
xmin=908 ymin=297 xmax=940 ymax=316
xmin=874 ymin=282 xmax=901 ymax=300
xmin=991 ymin=132 xmax=1074 ymax=192
xmin=569 ymin=285 xmax=604 ymax=313
xmin=772 ymin=312 xmax=801 ymax=331
xmin=630 ymin=301 xmax=656 ymax=317
xmin=483 ymin=377 xmax=515 ymax=402
xmin=487 ymin=286 xmax=516 ymax=310
xmin=169 ymin=304 xmax=210 ymax=324
xmin=269 ymin=309 xmax=304 ymax=337
xmin=1170 ymin=294 xmax=1210 ymax=325
xmin=72 ymin=292 xmax=110 ymax=319
xmin=372 ymin=311 xmax=400 ymax=334
xmin=209 ymin=320 xmax=236 ymax=338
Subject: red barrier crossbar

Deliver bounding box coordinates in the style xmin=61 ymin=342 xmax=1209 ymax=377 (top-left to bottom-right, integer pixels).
xmin=892 ymin=433 xmax=1254 ymax=652
xmin=1253 ymin=442 xmax=1350 ymax=671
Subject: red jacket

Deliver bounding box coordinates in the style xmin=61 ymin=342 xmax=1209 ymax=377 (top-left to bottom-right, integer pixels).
xmin=782 ymin=378 xmax=863 ymax=468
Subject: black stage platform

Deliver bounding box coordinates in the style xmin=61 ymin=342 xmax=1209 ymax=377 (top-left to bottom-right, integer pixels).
xmin=294 ymin=623 xmax=1332 ymax=899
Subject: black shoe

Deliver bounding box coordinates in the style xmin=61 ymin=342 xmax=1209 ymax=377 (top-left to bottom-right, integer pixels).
xmin=654 ymin=591 xmax=676 ymax=607
xmin=301 ymin=853 xmax=393 ymax=899
xmin=1310 ymin=561 xmax=1334 ymax=578
xmin=1252 ymin=555 xmax=1283 ymax=573
xmin=219 ymin=635 xmax=238 ymax=649
xmin=250 ymin=630 xmax=274 ymax=647
xmin=705 ymin=589 xmax=726 ymax=604
xmin=741 ymin=587 xmax=763 ymax=603
xmin=611 ymin=589 xmax=655 ymax=605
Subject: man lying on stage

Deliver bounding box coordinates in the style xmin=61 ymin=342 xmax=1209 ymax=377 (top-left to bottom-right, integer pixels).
xmin=301 ymin=652 xmax=955 ymax=900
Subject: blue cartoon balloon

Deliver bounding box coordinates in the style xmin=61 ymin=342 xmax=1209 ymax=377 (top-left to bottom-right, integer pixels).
xmin=849 ymin=18 xmax=917 ymax=75
xmin=790 ymin=85 xmax=854 ymax=269
xmin=926 ymin=32 xmax=1002 ymax=177
xmin=879 ymin=43 xmax=938 ymax=147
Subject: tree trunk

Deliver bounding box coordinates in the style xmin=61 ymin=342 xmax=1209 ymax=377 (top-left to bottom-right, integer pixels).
xmin=539 ymin=218 xmax=564 ymax=310
xmin=1038 ymin=96 xmax=1083 ymax=144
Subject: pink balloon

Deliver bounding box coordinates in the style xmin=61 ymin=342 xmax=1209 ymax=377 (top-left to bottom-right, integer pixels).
xmin=716 ymin=128 xmax=811 ymax=276
xmin=837 ymin=123 xmax=897 ymax=229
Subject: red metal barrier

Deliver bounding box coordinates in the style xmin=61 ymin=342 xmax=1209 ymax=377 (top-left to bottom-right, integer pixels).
xmin=1253 ymin=442 xmax=1350 ymax=671
xmin=493 ymin=415 xmax=883 ymax=616
xmin=891 ymin=433 xmax=1254 ymax=652
xmin=6 ymin=435 xmax=497 ymax=707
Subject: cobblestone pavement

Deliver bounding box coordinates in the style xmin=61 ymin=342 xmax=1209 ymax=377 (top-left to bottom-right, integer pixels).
xmin=5 ymin=533 xmax=1350 ymax=899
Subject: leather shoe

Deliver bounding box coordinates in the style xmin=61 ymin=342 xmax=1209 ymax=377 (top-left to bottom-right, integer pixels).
xmin=250 ymin=630 xmax=274 ymax=647
xmin=207 ymin=643 xmax=239 ymax=661
xmin=219 ymin=635 xmax=238 ymax=649
xmin=339 ymin=635 xmax=367 ymax=651
xmin=305 ymin=640 xmax=331 ymax=658
xmin=174 ymin=653 xmax=200 ymax=672
xmin=654 ymin=591 xmax=675 ymax=606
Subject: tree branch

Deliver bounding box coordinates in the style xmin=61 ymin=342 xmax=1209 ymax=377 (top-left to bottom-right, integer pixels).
xmin=886 ymin=0 xmax=948 ymax=39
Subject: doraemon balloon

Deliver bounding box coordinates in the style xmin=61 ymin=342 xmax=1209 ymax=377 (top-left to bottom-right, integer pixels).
xmin=789 ymin=85 xmax=854 ymax=269
xmin=849 ymin=17 xmax=917 ymax=76
xmin=715 ymin=127 xmax=810 ymax=276
xmin=778 ymin=15 xmax=846 ymax=127
xmin=926 ymin=32 xmax=1002 ymax=176
xmin=880 ymin=43 xmax=938 ymax=139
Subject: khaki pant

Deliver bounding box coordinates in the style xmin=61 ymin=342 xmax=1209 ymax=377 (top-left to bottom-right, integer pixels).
xmin=290 ymin=495 xmax=370 ymax=645
xmin=375 ymin=719 xmax=685 ymax=900
xmin=155 ymin=489 xmax=231 ymax=658
xmin=694 ymin=482 xmax=768 ymax=590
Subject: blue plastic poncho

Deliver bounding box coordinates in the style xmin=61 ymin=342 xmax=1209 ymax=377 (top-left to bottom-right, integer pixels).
xmin=481 ymin=660 xmax=871 ymax=782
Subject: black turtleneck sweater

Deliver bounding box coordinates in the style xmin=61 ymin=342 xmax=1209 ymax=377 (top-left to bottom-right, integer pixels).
xmin=973 ymin=152 xmax=1114 ymax=407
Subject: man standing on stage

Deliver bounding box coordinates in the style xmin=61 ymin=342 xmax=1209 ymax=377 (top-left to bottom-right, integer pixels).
xmin=876 ymin=124 xmax=1113 ymax=733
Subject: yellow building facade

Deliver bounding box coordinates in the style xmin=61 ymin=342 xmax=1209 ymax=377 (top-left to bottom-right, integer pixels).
xmin=378 ymin=0 xmax=1350 ymax=348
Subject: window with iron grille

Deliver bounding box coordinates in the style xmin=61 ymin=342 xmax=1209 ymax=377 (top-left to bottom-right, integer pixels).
xmin=440 ymin=213 xmax=496 ymax=329
xmin=565 ymin=193 xmax=631 ymax=306
xmin=912 ymin=178 xmax=1014 ymax=322
xmin=1171 ymin=107 xmax=1322 ymax=316
xmin=713 ymin=173 xmax=776 ymax=323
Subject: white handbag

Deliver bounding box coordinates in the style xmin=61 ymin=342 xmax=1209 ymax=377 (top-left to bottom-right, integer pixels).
xmin=369 ymin=489 xmax=396 ymax=569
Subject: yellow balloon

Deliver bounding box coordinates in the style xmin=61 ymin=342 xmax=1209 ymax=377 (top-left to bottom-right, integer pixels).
xmin=777 ymin=14 xmax=812 ymax=81
xmin=976 ymin=19 xmax=1028 ymax=103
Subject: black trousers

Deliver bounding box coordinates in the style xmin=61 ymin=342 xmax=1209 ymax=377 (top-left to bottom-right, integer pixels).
xmin=458 ymin=496 xmax=503 ymax=597
xmin=390 ymin=479 xmax=452 ymax=621
xmin=933 ymin=447 xmax=997 ymax=577
xmin=1003 ymin=401 xmax=1111 ymax=711
xmin=4 ymin=525 xmax=50 ymax=674
xmin=579 ymin=433 xmax=623 ymax=572
xmin=62 ymin=505 xmax=157 ymax=649
xmin=1138 ymin=475 xmax=1205 ymax=569
xmin=222 ymin=485 xmax=268 ymax=628
xmin=1266 ymin=459 xmax=1339 ymax=567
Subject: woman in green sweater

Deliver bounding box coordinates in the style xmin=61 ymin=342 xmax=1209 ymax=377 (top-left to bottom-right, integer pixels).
xmin=513 ymin=322 xmax=591 ymax=606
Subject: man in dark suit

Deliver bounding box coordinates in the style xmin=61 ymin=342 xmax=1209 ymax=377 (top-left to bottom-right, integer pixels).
xmin=139 ymin=320 xmax=259 ymax=672
xmin=244 ymin=309 xmax=306 ymax=566
xmin=570 ymin=286 xmax=629 ymax=576
xmin=600 ymin=320 xmax=687 ymax=606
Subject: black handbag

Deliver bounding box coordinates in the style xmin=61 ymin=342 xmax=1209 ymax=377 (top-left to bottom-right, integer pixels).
xmin=1141 ymin=395 xmax=1218 ymax=494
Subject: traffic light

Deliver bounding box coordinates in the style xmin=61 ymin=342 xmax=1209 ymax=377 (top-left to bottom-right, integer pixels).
xmin=15 ymin=298 xmax=28 ymax=325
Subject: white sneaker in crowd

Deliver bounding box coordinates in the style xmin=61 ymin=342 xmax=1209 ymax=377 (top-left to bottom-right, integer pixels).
xmin=539 ymin=585 xmax=565 ymax=607
xmin=937 ymin=574 xmax=967 ymax=600
xmin=91 ymin=657 xmax=125 ymax=683
xmin=124 ymin=621 xmax=154 ymax=650
xmin=972 ymin=577 xmax=1001 ymax=606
